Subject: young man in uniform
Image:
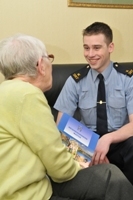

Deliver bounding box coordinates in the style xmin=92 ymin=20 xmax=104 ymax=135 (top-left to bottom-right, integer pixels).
xmin=54 ymin=22 xmax=133 ymax=185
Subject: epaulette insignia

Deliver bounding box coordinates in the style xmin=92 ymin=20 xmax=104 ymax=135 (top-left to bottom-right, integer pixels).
xmin=71 ymin=65 xmax=90 ymax=82
xmin=113 ymin=62 xmax=133 ymax=77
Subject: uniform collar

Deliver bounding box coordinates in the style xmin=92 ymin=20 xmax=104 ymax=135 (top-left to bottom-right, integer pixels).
xmin=91 ymin=61 xmax=113 ymax=82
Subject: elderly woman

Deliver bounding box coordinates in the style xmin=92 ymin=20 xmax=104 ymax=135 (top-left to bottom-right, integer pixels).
xmin=0 ymin=34 xmax=133 ymax=200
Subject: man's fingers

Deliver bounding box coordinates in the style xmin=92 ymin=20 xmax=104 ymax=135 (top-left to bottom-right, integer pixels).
xmin=90 ymin=152 xmax=107 ymax=165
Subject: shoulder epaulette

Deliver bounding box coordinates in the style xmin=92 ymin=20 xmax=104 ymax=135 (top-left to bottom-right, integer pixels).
xmin=71 ymin=65 xmax=90 ymax=82
xmin=113 ymin=62 xmax=133 ymax=77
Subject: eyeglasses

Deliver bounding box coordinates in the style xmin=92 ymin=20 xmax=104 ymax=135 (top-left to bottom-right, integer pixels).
xmin=42 ymin=54 xmax=54 ymax=63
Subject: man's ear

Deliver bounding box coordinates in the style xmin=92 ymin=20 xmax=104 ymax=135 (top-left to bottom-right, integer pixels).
xmin=108 ymin=42 xmax=114 ymax=53
xmin=37 ymin=57 xmax=45 ymax=76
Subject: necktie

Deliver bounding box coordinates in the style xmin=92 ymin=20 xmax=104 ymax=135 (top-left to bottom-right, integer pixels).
xmin=96 ymin=74 xmax=108 ymax=135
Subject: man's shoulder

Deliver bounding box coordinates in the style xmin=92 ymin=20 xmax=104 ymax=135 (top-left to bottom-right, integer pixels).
xmin=71 ymin=64 xmax=90 ymax=83
xmin=113 ymin=62 xmax=133 ymax=77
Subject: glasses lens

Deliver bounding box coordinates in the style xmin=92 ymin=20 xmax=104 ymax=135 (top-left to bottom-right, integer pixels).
xmin=48 ymin=54 xmax=54 ymax=63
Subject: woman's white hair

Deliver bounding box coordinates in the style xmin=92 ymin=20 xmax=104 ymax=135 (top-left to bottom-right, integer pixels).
xmin=0 ymin=34 xmax=47 ymax=79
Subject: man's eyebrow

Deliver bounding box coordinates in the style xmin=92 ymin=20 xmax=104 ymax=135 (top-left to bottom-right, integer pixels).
xmin=92 ymin=44 xmax=102 ymax=46
xmin=93 ymin=45 xmax=102 ymax=47
xmin=83 ymin=44 xmax=102 ymax=47
xmin=83 ymin=44 xmax=89 ymax=47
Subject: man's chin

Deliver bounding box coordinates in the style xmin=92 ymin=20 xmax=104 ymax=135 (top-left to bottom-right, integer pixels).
xmin=89 ymin=64 xmax=98 ymax=69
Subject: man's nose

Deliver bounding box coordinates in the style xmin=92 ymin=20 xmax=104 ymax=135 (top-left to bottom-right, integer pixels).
xmin=88 ymin=49 xmax=95 ymax=57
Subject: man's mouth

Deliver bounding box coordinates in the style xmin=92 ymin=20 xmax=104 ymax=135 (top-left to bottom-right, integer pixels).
xmin=89 ymin=59 xmax=99 ymax=65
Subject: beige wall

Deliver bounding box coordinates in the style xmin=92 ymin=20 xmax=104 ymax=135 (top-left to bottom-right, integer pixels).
xmin=0 ymin=0 xmax=133 ymax=82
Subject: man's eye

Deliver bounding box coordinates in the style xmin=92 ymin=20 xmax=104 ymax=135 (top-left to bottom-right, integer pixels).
xmin=94 ymin=46 xmax=100 ymax=50
xmin=84 ymin=46 xmax=89 ymax=50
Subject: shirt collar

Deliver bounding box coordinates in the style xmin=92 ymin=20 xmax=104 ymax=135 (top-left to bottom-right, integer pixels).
xmin=91 ymin=61 xmax=113 ymax=82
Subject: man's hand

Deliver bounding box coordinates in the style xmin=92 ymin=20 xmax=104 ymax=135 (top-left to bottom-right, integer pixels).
xmin=89 ymin=134 xmax=111 ymax=166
